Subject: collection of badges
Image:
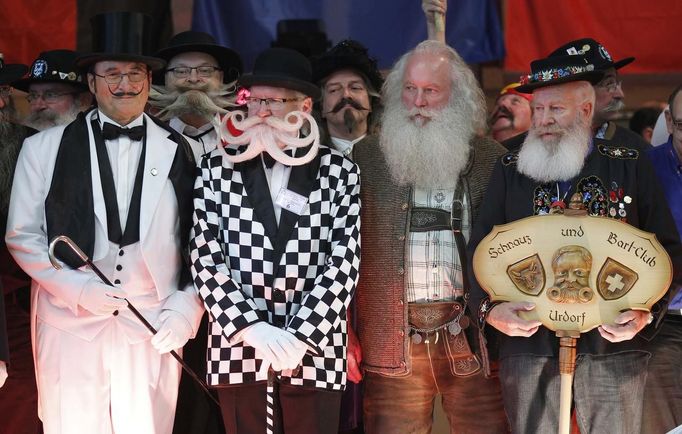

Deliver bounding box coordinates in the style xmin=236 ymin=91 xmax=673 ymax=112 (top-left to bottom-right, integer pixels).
xmin=520 ymin=64 xmax=595 ymax=86
xmin=533 ymin=175 xmax=631 ymax=222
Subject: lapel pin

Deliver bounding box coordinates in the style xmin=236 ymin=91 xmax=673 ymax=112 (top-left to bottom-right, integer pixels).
xmin=150 ymin=168 xmax=158 ymax=176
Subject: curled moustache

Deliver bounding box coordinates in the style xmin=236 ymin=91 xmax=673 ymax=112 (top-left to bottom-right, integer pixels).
xmin=213 ymin=110 xmax=320 ymax=166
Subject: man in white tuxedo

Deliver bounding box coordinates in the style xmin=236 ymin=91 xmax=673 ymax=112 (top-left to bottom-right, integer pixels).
xmin=5 ymin=12 xmax=203 ymax=434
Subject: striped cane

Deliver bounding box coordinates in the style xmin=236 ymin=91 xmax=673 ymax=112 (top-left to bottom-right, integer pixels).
xmin=266 ymin=368 xmax=276 ymax=434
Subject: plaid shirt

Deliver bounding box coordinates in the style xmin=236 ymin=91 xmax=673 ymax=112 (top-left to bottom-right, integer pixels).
xmin=406 ymin=188 xmax=470 ymax=303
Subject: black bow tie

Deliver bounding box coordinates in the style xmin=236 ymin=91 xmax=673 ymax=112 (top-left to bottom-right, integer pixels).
xmin=262 ymin=150 xmax=294 ymax=169
xmin=102 ymin=122 xmax=145 ymax=141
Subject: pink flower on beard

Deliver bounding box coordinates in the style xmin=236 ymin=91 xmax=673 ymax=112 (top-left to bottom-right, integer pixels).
xmin=236 ymin=87 xmax=250 ymax=106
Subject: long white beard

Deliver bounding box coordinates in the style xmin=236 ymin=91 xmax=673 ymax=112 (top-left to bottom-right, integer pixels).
xmin=517 ymin=118 xmax=591 ymax=183
xmin=379 ymin=103 xmax=473 ymax=188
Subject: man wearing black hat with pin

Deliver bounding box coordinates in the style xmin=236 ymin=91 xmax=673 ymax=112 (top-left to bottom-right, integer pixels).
xmin=504 ymin=38 xmax=650 ymax=153
xmin=13 ymin=49 xmax=92 ymax=131
xmin=150 ymin=31 xmax=243 ymax=160
xmin=6 ymin=12 xmax=204 ymax=434
xmin=549 ymin=38 xmax=650 ymax=151
xmin=190 ymin=47 xmax=360 ymax=434
xmin=468 ymin=53 xmax=682 ymax=433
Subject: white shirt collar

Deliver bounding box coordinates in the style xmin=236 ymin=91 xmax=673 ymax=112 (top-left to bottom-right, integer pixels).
xmin=330 ymin=134 xmax=366 ymax=156
xmin=97 ymin=110 xmax=144 ymax=129
xmin=169 ymin=117 xmax=212 ymax=137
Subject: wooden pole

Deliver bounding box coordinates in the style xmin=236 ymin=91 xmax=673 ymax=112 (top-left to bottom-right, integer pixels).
xmin=557 ymin=331 xmax=579 ymax=434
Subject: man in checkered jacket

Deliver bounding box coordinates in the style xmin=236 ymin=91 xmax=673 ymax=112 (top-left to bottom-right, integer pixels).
xmin=190 ymin=47 xmax=361 ymax=434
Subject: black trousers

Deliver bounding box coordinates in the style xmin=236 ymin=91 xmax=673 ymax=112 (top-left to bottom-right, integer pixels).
xmin=218 ymin=382 xmax=342 ymax=434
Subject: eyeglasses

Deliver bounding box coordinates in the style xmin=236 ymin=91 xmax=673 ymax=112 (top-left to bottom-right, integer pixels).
xmin=0 ymin=86 xmax=11 ymax=98
xmin=26 ymin=91 xmax=77 ymax=104
xmin=670 ymin=116 xmax=682 ymax=133
xmin=244 ymin=97 xmax=302 ymax=111
xmin=597 ymin=79 xmax=622 ymax=93
xmin=92 ymin=70 xmax=148 ymax=85
xmin=166 ymin=66 xmax=221 ymax=79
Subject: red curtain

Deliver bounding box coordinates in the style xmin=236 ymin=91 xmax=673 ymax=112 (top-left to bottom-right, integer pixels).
xmin=0 ymin=0 xmax=77 ymax=65
xmin=504 ymin=0 xmax=682 ymax=74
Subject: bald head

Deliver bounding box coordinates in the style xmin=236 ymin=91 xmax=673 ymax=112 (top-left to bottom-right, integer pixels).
xmin=383 ymin=40 xmax=486 ymax=132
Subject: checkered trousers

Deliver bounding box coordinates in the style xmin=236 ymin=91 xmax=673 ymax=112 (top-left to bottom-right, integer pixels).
xmin=190 ymin=147 xmax=361 ymax=391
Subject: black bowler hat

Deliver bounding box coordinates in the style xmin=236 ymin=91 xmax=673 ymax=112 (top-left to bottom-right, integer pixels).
xmin=76 ymin=12 xmax=165 ymax=71
xmin=0 ymin=54 xmax=28 ymax=86
xmin=13 ymin=50 xmax=88 ymax=92
xmin=549 ymin=38 xmax=635 ymax=71
xmin=239 ymin=48 xmax=320 ymax=99
xmin=154 ymin=31 xmax=243 ymax=84
xmin=312 ymin=39 xmax=383 ymax=92
xmin=516 ymin=54 xmax=605 ymax=93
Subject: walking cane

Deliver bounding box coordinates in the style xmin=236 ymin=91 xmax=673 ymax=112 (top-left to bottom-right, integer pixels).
xmin=266 ymin=368 xmax=276 ymax=434
xmin=48 ymin=235 xmax=220 ymax=407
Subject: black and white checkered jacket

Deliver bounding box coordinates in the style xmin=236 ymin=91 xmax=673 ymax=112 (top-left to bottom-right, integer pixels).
xmin=190 ymin=146 xmax=361 ymax=391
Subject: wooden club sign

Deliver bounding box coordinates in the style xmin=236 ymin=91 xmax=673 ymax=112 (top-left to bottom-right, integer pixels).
xmin=473 ymin=214 xmax=672 ymax=333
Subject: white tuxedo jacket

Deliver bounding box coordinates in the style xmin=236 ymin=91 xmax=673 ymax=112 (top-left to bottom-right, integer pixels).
xmin=5 ymin=110 xmax=204 ymax=342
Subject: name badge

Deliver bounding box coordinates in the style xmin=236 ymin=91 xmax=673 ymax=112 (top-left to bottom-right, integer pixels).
xmin=275 ymin=188 xmax=308 ymax=215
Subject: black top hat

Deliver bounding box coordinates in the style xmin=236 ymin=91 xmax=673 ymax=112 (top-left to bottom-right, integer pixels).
xmin=516 ymin=54 xmax=605 ymax=93
xmin=12 ymin=50 xmax=88 ymax=92
xmin=549 ymin=38 xmax=634 ymax=71
xmin=154 ymin=31 xmax=243 ymax=84
xmin=312 ymin=39 xmax=383 ymax=92
xmin=76 ymin=12 xmax=165 ymax=72
xmin=0 ymin=55 xmax=28 ymax=86
xmin=239 ymin=48 xmax=320 ymax=99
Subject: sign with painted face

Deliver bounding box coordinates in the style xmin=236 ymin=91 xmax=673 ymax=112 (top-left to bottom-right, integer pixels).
xmin=473 ymin=214 xmax=672 ymax=333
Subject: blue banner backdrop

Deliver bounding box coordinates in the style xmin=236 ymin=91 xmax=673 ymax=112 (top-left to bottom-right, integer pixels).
xmin=192 ymin=0 xmax=504 ymax=71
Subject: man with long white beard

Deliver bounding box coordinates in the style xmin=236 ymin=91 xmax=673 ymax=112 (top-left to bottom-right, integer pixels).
xmin=149 ymin=31 xmax=242 ymax=161
xmin=190 ymin=47 xmax=360 ymax=434
xmin=352 ymin=40 xmax=508 ymax=433
xmin=505 ymin=38 xmax=650 ymax=152
xmin=468 ymin=54 xmax=682 ymax=433
xmin=13 ymin=49 xmax=92 ymax=131
xmin=0 ymin=55 xmax=44 ymax=434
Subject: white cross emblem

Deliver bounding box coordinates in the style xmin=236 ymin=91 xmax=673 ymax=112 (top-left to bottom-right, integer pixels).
xmin=605 ymin=273 xmax=625 ymax=292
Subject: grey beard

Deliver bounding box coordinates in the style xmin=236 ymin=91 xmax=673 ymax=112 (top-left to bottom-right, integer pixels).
xmin=517 ymin=118 xmax=592 ymax=183
xmin=25 ymin=105 xmax=81 ymax=131
xmin=380 ymin=103 xmax=473 ymax=189
xmin=602 ymin=98 xmax=625 ymax=114
xmin=0 ymin=121 xmax=25 ymax=212
xmin=149 ymin=84 xmax=237 ymax=122
xmin=343 ymin=109 xmax=358 ymax=134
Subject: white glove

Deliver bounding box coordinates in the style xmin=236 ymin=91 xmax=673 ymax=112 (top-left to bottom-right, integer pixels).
xmin=242 ymin=322 xmax=307 ymax=372
xmin=151 ymin=310 xmax=193 ymax=354
xmin=78 ymin=279 xmax=127 ymax=316
xmin=0 ymin=361 xmax=7 ymax=388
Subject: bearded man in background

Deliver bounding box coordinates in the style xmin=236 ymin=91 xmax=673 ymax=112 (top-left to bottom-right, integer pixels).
xmin=150 ymin=31 xmax=242 ymax=160
xmin=0 ymin=56 xmax=43 ymax=434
